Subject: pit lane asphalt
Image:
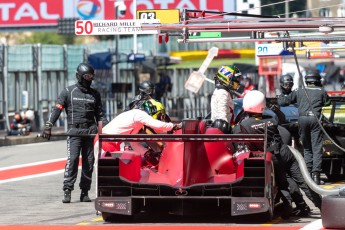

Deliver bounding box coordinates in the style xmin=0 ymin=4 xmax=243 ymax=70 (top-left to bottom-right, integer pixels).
xmin=0 ymin=132 xmax=338 ymax=228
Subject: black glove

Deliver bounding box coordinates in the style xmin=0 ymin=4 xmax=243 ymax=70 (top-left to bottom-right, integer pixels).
xmin=173 ymin=122 xmax=182 ymax=131
xmin=167 ymin=122 xmax=182 ymax=134
xmin=42 ymin=121 xmax=53 ymax=140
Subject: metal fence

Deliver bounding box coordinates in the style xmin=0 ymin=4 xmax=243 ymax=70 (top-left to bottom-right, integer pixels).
xmin=0 ymin=42 xmax=225 ymax=133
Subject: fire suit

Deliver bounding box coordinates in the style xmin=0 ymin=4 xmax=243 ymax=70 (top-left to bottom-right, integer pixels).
xmin=237 ymin=84 xmax=255 ymax=98
xmin=277 ymin=86 xmax=329 ymax=175
xmin=233 ymin=114 xmax=293 ymax=219
xmin=47 ymin=82 xmax=108 ymax=192
xmin=211 ymin=87 xmax=235 ymax=125
xmin=8 ymin=112 xmax=32 ymax=136
xmin=94 ymin=109 xmax=175 ymax=163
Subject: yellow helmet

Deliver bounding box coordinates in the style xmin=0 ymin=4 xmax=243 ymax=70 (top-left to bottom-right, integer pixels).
xmin=142 ymin=99 xmax=166 ymax=120
xmin=215 ymin=65 xmax=242 ymax=91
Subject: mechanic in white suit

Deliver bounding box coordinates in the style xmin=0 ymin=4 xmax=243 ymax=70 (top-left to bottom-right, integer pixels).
xmin=94 ymin=99 xmax=181 ymax=168
xmin=210 ymin=65 xmax=242 ymax=133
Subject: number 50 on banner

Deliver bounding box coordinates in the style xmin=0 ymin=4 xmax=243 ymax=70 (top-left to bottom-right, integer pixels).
xmin=75 ymin=20 xmax=159 ymax=35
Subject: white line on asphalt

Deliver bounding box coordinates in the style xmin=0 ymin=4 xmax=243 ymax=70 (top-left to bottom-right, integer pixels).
xmin=0 ymin=158 xmax=66 ymax=171
xmin=0 ymin=169 xmax=65 ymax=184
xmin=0 ymin=166 xmax=82 ymax=184
xmin=299 ymin=219 xmax=323 ymax=230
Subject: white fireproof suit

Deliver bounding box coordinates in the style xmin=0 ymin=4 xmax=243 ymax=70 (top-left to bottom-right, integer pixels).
xmin=94 ymin=109 xmax=175 ymax=196
xmin=94 ymin=109 xmax=174 ymax=166
xmin=210 ymin=88 xmax=235 ymax=125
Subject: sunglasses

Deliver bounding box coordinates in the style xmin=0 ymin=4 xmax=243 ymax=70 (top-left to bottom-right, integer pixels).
xmin=83 ymin=74 xmax=94 ymax=81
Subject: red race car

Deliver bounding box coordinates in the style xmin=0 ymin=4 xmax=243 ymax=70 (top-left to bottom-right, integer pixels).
xmin=94 ymin=119 xmax=278 ymax=222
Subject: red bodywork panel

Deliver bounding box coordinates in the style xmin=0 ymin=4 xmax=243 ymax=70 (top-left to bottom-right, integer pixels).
xmin=113 ymin=120 xmax=252 ymax=188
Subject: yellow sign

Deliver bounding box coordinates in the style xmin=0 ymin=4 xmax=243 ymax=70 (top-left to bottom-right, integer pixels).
xmin=136 ymin=9 xmax=180 ymax=24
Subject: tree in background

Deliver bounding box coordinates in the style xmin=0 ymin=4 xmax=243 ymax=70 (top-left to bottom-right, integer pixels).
xmin=17 ymin=32 xmax=75 ymax=45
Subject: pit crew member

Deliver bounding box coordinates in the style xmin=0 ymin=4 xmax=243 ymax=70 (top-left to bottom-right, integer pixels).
xmin=126 ymin=80 xmax=156 ymax=111
xmin=42 ymin=62 xmax=109 ymax=203
xmin=8 ymin=110 xmax=35 ymax=136
xmin=211 ymin=65 xmax=242 ymax=133
xmin=233 ymin=90 xmax=294 ymax=219
xmin=237 ymin=75 xmax=256 ymax=98
xmin=94 ymin=99 xmax=181 ymax=168
xmin=277 ymin=70 xmax=330 ymax=185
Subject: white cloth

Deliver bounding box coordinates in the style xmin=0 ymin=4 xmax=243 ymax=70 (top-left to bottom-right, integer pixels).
xmin=210 ymin=88 xmax=234 ymax=124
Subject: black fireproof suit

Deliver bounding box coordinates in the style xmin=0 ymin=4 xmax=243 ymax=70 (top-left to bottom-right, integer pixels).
xmin=235 ymin=111 xmax=321 ymax=210
xmin=47 ymin=82 xmax=108 ymax=192
xmin=232 ymin=115 xmax=293 ymax=211
xmin=277 ymin=86 xmax=329 ymax=174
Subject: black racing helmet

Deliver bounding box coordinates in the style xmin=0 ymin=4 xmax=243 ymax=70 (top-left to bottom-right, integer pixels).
xmin=139 ymin=80 xmax=155 ymax=96
xmin=305 ymin=70 xmax=321 ymax=86
xmin=76 ymin=63 xmax=95 ymax=88
xmin=280 ymin=74 xmax=294 ymax=93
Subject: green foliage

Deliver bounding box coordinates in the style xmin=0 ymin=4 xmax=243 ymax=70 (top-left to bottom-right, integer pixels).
xmin=18 ymin=32 xmax=75 ymax=45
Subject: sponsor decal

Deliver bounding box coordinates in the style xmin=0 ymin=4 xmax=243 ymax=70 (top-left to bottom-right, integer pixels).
xmin=0 ymin=0 xmax=61 ymax=26
xmin=76 ymin=0 xmax=102 ymax=20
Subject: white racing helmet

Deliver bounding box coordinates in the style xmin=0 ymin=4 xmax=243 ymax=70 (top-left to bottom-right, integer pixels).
xmin=242 ymin=90 xmax=266 ymax=114
xmin=25 ymin=110 xmax=35 ymax=120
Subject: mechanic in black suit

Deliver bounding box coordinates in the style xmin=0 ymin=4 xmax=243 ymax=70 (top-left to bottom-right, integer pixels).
xmin=235 ymin=90 xmax=322 ymax=217
xmin=275 ymin=74 xmax=322 ymax=216
xmin=278 ymin=70 xmax=329 ymax=185
xmin=125 ymin=80 xmax=156 ymax=111
xmin=42 ymin=63 xmax=109 ymax=203
xmin=233 ymin=90 xmax=293 ymax=219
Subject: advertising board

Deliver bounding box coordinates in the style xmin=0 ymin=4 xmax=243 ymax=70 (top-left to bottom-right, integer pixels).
xmin=0 ymin=0 xmax=233 ymax=28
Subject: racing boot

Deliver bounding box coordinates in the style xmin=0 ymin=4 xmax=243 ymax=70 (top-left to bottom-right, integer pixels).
xmin=312 ymin=172 xmax=321 ymax=185
xmin=62 ymin=189 xmax=71 ymax=203
xmin=80 ymin=190 xmax=91 ymax=202
xmin=281 ymin=200 xmax=293 ymax=220
xmin=292 ymin=202 xmax=311 ymax=217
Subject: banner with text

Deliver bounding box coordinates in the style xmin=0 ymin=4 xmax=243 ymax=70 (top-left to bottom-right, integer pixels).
xmin=0 ymin=0 xmax=232 ymax=28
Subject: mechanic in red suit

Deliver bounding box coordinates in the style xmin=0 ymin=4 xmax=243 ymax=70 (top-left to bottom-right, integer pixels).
xmin=8 ymin=110 xmax=35 ymax=136
xmin=237 ymin=75 xmax=255 ymax=98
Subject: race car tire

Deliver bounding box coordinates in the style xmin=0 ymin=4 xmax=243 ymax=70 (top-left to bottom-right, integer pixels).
xmin=257 ymin=161 xmax=275 ymax=221
xmin=322 ymin=195 xmax=345 ymax=229
xmin=266 ymin=161 xmax=276 ymax=221
xmin=101 ymin=212 xmax=133 ymax=223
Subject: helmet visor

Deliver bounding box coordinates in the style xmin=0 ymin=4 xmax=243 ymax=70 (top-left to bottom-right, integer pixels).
xmin=83 ymin=74 xmax=94 ymax=81
xmin=281 ymin=82 xmax=293 ymax=89
xmin=153 ymin=110 xmax=166 ymax=121
xmin=230 ymin=80 xmax=240 ymax=91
